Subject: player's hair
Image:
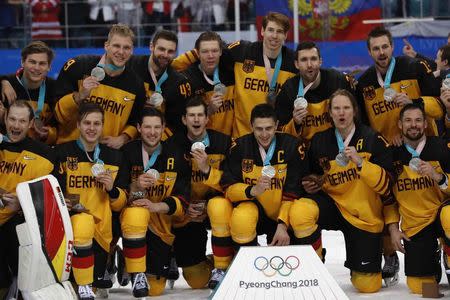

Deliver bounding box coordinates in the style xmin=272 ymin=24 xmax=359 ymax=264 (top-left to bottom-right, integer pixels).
xmin=328 ymin=89 xmax=360 ymax=124
xmin=139 ymin=107 xmax=165 ymax=125
xmin=366 ymin=26 xmax=393 ymax=49
xmin=152 ymin=29 xmax=178 ymax=47
xmin=78 ymin=102 xmax=105 ymax=123
xmin=184 ymin=96 xmax=208 ymax=116
xmin=21 ymin=41 xmax=55 ymax=65
xmin=195 ymin=31 xmax=223 ymax=51
xmin=7 ymin=100 xmax=34 ymax=121
xmin=250 ymin=103 xmax=277 ymax=124
xmin=399 ymin=103 xmax=426 ymax=121
xmin=438 ymin=44 xmax=450 ymax=65
xmin=107 ymin=23 xmax=135 ymax=44
xmin=296 ymin=41 xmax=321 ymax=59
xmin=262 ymin=12 xmax=290 ymax=33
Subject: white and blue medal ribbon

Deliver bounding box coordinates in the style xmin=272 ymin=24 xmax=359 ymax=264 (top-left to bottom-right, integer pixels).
xmin=264 ymin=52 xmax=283 ymax=102
xmin=260 ymin=137 xmax=277 ymax=178
xmin=377 ymin=57 xmax=396 ymax=102
xmin=404 ymin=138 xmax=426 ymax=173
xmin=76 ymin=139 xmax=104 ymax=176
xmin=144 ymin=144 xmax=162 ymax=172
xmin=17 ymin=76 xmax=46 ymax=120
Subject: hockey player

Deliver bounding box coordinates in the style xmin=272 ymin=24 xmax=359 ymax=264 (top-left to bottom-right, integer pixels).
xmin=275 ymin=41 xmax=354 ymax=142
xmin=168 ymin=96 xmax=230 ymax=290
xmin=182 ymin=31 xmax=235 ymax=136
xmin=387 ymin=103 xmax=449 ymax=294
xmin=174 ymin=12 xmax=297 ymax=139
xmin=289 ymin=89 xmax=395 ymax=293
xmin=1 ymin=41 xmax=58 ymax=144
xmin=128 ymin=30 xmax=192 ymax=139
xmin=120 ymin=107 xmax=191 ymax=297
xmin=54 ymin=23 xmax=146 ymax=149
xmin=55 ymin=102 xmax=127 ymax=300
xmin=208 ymin=103 xmax=307 ymax=287
xmin=0 ymin=101 xmax=56 ymax=297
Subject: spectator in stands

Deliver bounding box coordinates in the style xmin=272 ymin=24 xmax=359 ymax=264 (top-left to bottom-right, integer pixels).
xmin=88 ymin=0 xmax=117 ymax=47
xmin=117 ymin=0 xmax=142 ymax=40
xmin=0 ymin=0 xmax=22 ymax=48
xmin=227 ymin=0 xmax=252 ymax=30
xmin=60 ymin=0 xmax=91 ymax=48
xmin=141 ymin=0 xmax=171 ymax=42
xmin=29 ymin=0 xmax=63 ymax=47
xmin=189 ymin=0 xmax=227 ymax=31
xmin=402 ymin=32 xmax=450 ymax=70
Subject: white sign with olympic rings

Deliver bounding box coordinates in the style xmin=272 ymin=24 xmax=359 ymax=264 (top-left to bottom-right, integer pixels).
xmin=211 ymin=245 xmax=348 ymax=300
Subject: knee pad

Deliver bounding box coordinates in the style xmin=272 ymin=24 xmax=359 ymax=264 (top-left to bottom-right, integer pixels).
xmin=71 ymin=213 xmax=95 ymax=247
xmin=440 ymin=205 xmax=450 ymax=240
xmin=120 ymin=207 xmax=150 ymax=239
xmin=406 ymin=276 xmax=435 ymax=294
xmin=351 ymin=271 xmax=381 ymax=293
xmin=182 ymin=260 xmax=213 ymax=289
xmin=230 ymin=202 xmax=258 ymax=244
xmin=147 ymin=275 xmax=166 ymax=296
xmin=289 ymin=198 xmax=319 ymax=238
xmin=207 ymin=197 xmax=233 ymax=238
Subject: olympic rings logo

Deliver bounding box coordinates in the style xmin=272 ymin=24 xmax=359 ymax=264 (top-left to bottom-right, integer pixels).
xmin=253 ymin=256 xmax=300 ymax=277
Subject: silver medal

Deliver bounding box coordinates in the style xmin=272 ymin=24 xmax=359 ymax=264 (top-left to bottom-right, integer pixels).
xmin=147 ymin=92 xmax=164 ymax=107
xmin=383 ymin=87 xmax=396 ymax=102
xmin=442 ymin=78 xmax=450 ymax=90
xmin=146 ymin=168 xmax=160 ymax=180
xmin=91 ymin=162 xmax=105 ymax=177
xmin=261 ymin=165 xmax=276 ymax=178
xmin=213 ymin=83 xmax=227 ymax=96
xmin=91 ymin=66 xmax=105 ymax=81
xmin=294 ymin=97 xmax=308 ymax=109
xmin=335 ymin=152 xmax=349 ymax=167
xmin=266 ymin=90 xmax=277 ymax=104
xmin=191 ymin=142 xmax=206 ymax=151
xmin=408 ymin=157 xmax=421 ymax=173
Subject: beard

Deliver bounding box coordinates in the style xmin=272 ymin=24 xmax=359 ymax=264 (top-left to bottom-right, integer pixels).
xmin=152 ymin=54 xmax=170 ymax=70
xmin=404 ymin=128 xmax=424 ymax=141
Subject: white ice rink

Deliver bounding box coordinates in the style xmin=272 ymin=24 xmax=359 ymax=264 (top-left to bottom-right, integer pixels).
xmin=106 ymin=230 xmax=449 ymax=300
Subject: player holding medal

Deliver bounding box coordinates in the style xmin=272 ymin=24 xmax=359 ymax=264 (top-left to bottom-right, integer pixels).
xmin=213 ymin=104 xmax=307 ymax=287
xmin=290 ymin=90 xmax=395 ymax=293
xmin=54 ymin=103 xmax=127 ymax=300
xmin=119 ymin=107 xmax=191 ymax=297
xmin=54 ymin=24 xmax=146 ymax=149
xmin=276 ymin=42 xmax=354 ymax=142
xmin=387 ymin=103 xmax=450 ymax=295
xmin=357 ymin=27 xmax=443 ymax=147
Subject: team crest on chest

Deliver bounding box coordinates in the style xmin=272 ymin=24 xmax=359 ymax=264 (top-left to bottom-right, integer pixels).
xmin=67 ymin=157 xmax=78 ymax=171
xmin=242 ymin=59 xmax=255 ymax=73
xmin=363 ymin=86 xmax=376 ymax=101
xmin=242 ymin=159 xmax=254 ymax=173
xmin=318 ymin=157 xmax=330 ymax=172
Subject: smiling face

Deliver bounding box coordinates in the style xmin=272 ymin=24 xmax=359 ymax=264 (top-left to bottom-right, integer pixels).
xmin=261 ymin=21 xmax=287 ymax=54
xmin=182 ymin=105 xmax=208 ymax=141
xmin=398 ymin=108 xmax=427 ymax=142
xmin=21 ymin=53 xmax=50 ymax=85
xmin=150 ymin=38 xmax=177 ymax=71
xmin=77 ymin=112 xmax=103 ymax=146
xmin=104 ymin=34 xmax=133 ymax=68
xmin=5 ymin=106 xmax=33 ymax=143
xmin=138 ymin=116 xmax=164 ymax=149
xmin=252 ymin=117 xmax=278 ymax=149
xmin=368 ymin=35 xmax=394 ymax=72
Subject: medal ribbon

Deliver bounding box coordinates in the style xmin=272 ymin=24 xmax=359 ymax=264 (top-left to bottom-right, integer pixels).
xmin=297 ymin=73 xmax=319 ymax=98
xmin=405 ymin=138 xmax=426 ymax=158
xmin=16 ymin=72 xmax=46 ymax=119
xmin=199 ymin=65 xmax=221 ymax=86
xmin=376 ymin=57 xmax=396 ymax=89
xmin=149 ymin=64 xmax=169 ymax=94
xmin=334 ymin=126 xmax=355 ymax=153
xmin=263 ymin=51 xmax=282 ymax=92
xmin=76 ymin=139 xmax=103 ymax=164
xmin=258 ymin=137 xmax=276 ymax=166
xmin=143 ymin=143 xmax=161 ymax=172
xmin=1 ymin=134 xmax=10 ymax=143
xmin=97 ymin=54 xmax=124 ymax=72
xmin=201 ymin=132 xmax=210 ymax=147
